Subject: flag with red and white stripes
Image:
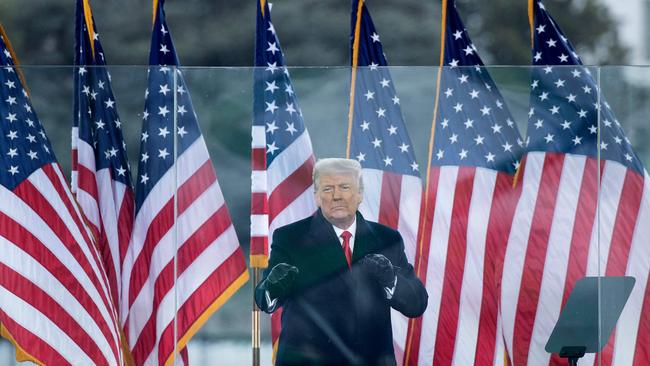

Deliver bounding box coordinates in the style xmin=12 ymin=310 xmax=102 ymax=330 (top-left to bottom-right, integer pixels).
xmin=252 ymin=0 xmax=317 ymax=351
xmin=121 ymin=1 xmax=248 ymax=365
xmin=0 ymin=26 xmax=123 ymax=365
xmin=347 ymin=1 xmax=422 ymax=362
xmin=500 ymin=2 xmax=650 ymax=365
xmin=71 ymin=0 xmax=134 ymax=310
xmin=404 ymin=1 xmax=524 ymax=365
xmin=251 ymin=0 xmax=316 ymax=268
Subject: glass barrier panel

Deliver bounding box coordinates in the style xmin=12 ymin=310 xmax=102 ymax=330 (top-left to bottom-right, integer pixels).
xmin=597 ymin=65 xmax=650 ymax=366
xmin=0 ymin=65 xmax=647 ymax=365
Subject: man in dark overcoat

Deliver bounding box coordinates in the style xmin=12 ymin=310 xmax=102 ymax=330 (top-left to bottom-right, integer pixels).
xmin=255 ymin=158 xmax=428 ymax=365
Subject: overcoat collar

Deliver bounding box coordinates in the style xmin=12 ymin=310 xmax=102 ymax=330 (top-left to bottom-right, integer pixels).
xmin=307 ymin=209 xmax=376 ymax=266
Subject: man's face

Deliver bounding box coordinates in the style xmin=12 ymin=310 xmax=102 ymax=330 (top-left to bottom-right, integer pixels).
xmin=315 ymin=173 xmax=362 ymax=229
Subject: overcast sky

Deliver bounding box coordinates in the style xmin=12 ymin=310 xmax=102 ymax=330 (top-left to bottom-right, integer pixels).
xmin=603 ymin=0 xmax=647 ymax=63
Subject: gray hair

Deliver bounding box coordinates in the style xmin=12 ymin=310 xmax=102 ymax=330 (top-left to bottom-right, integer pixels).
xmin=313 ymin=158 xmax=363 ymax=191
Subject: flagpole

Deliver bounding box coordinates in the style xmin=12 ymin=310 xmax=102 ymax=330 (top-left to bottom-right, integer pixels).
xmin=404 ymin=0 xmax=448 ymax=362
xmin=346 ymin=0 xmax=365 ymax=158
xmin=253 ymin=4 xmax=266 ymax=363
xmin=252 ymin=268 xmax=261 ymax=366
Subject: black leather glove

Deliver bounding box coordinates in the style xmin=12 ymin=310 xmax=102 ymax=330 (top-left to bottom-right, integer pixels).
xmin=265 ymin=263 xmax=299 ymax=300
xmin=359 ymin=253 xmax=395 ymax=288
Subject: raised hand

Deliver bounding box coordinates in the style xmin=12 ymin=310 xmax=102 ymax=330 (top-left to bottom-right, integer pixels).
xmin=359 ymin=253 xmax=395 ymax=288
xmin=265 ymin=263 xmax=299 ymax=299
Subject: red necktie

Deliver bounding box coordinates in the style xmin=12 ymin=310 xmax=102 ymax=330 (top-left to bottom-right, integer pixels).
xmin=341 ymin=230 xmax=352 ymax=268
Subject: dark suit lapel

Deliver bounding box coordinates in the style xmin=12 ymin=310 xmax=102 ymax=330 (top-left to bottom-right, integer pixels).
xmin=351 ymin=212 xmax=376 ymax=263
xmin=306 ymin=209 xmax=350 ymax=273
xmin=305 ymin=210 xmax=377 ymax=271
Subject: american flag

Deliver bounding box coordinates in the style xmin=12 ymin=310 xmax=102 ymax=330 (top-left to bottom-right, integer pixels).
xmin=121 ymin=1 xmax=248 ymax=365
xmin=404 ymin=0 xmax=523 ymax=365
xmin=501 ymin=1 xmax=650 ymax=365
xmin=347 ymin=0 xmax=422 ymax=363
xmin=0 ymin=26 xmax=123 ymax=365
xmin=252 ymin=0 xmax=317 ymax=350
xmin=71 ymin=0 xmax=134 ymax=311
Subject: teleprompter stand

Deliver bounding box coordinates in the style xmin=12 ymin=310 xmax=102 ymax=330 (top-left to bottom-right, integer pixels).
xmin=545 ymin=276 xmax=635 ymax=366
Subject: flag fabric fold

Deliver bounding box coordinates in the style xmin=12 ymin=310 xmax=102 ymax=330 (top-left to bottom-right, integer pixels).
xmin=251 ymin=0 xmax=317 ymax=268
xmin=252 ymin=0 xmax=317 ymax=353
xmin=347 ymin=1 xmax=422 ymax=363
xmin=121 ymin=1 xmax=248 ymax=365
xmin=71 ymin=0 xmax=135 ymax=315
xmin=405 ymin=0 xmax=524 ymax=365
xmin=0 ymin=25 xmax=123 ymax=366
xmin=500 ymin=1 xmax=650 ymax=365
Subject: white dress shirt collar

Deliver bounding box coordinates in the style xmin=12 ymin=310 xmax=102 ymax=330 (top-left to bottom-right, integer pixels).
xmin=332 ymin=218 xmax=357 ymax=253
